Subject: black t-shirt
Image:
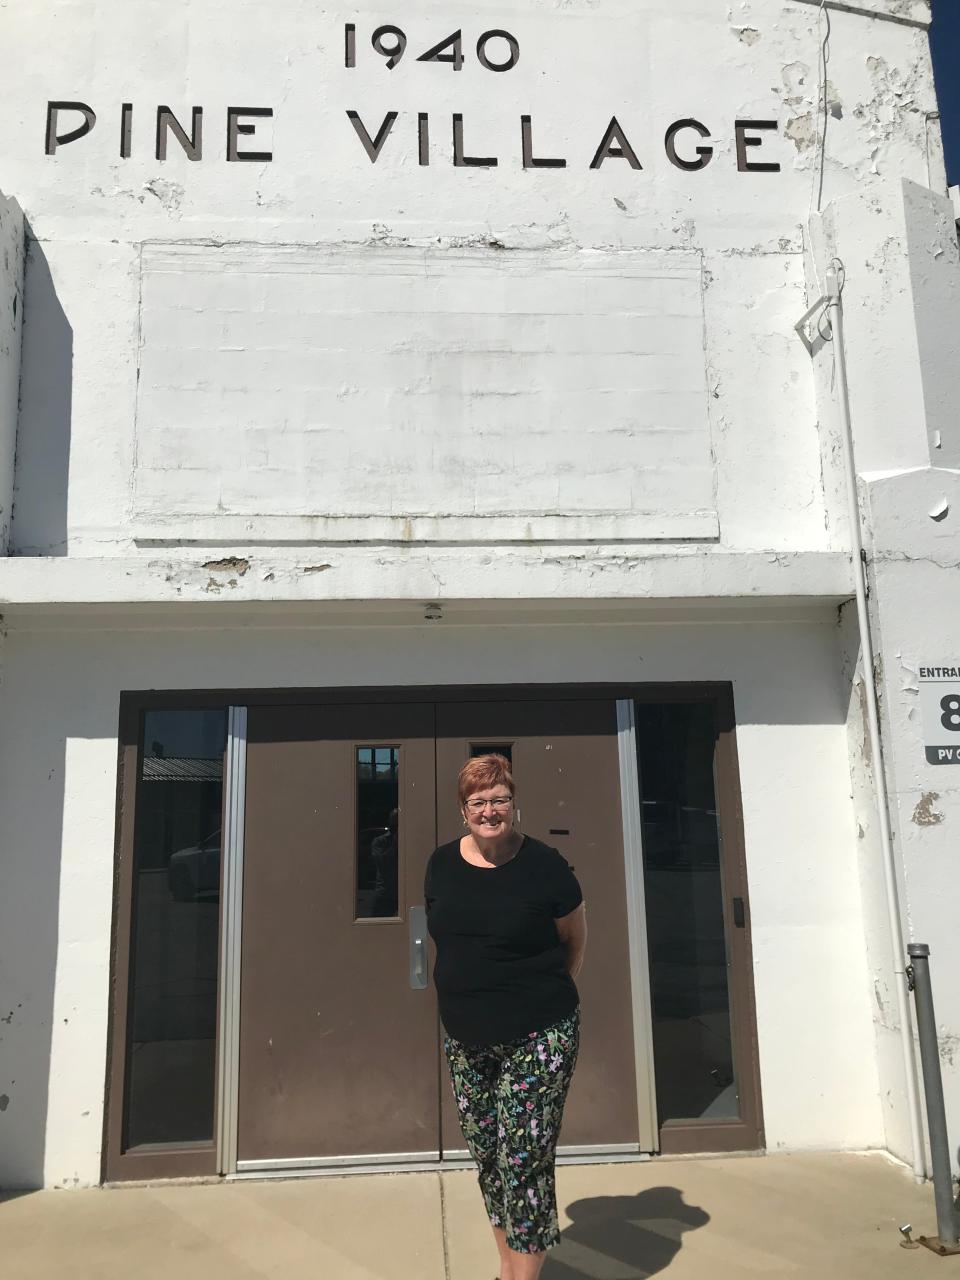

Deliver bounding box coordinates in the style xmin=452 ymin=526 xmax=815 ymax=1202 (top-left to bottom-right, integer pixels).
xmin=424 ymin=835 xmax=583 ymax=1046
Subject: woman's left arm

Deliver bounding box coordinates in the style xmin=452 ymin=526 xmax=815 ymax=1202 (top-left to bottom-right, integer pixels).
xmin=555 ymin=903 xmax=588 ymax=979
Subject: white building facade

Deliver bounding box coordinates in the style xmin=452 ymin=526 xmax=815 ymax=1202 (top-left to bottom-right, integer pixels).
xmin=1 ymin=0 xmax=959 ymax=1190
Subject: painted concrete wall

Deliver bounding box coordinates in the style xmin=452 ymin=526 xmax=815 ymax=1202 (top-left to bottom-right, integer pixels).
xmin=811 ymin=177 xmax=960 ymax=1174
xmin=0 ymin=0 xmax=941 ymax=567
xmin=0 ymin=611 xmax=882 ymax=1188
xmin=0 ymin=192 xmax=24 ymax=554
xmin=865 ymin=470 xmax=960 ymax=1174
xmin=816 ymin=180 xmax=960 ymax=475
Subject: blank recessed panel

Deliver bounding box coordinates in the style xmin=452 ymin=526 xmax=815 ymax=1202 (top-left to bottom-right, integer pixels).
xmin=133 ymin=244 xmax=717 ymax=543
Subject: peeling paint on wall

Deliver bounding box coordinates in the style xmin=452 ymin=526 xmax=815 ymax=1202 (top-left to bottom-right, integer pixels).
xmin=940 ymin=1034 xmax=960 ymax=1069
xmin=143 ymin=178 xmax=184 ymax=213
xmin=912 ymin=791 xmax=944 ymax=825
xmin=897 ymin=654 xmax=920 ymax=693
xmin=781 ymin=60 xmax=812 ymax=104
xmin=857 ymin=677 xmax=873 ymax=766
xmin=855 ymin=51 xmax=926 ymax=174
xmin=201 ymin=557 xmax=250 ymax=576
xmin=786 ymin=113 xmax=818 ymax=152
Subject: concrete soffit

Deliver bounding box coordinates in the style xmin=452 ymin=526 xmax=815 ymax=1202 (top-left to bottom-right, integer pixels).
xmin=0 ymin=548 xmax=855 ymax=617
xmin=0 ymin=597 xmax=851 ymax=634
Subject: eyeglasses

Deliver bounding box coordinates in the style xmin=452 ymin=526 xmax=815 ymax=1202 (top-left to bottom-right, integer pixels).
xmin=464 ymin=796 xmax=514 ymax=813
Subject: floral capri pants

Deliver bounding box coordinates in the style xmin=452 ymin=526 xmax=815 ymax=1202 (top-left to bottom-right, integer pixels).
xmin=443 ymin=1008 xmax=580 ymax=1253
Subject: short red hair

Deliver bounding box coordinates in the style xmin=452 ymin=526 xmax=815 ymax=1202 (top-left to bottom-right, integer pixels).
xmin=458 ymin=754 xmax=515 ymax=808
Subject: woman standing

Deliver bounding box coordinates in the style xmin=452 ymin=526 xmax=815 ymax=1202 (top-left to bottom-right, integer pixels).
xmin=424 ymin=754 xmax=588 ymax=1280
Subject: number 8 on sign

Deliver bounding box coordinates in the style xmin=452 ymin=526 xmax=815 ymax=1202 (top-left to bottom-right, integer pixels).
xmin=941 ymin=695 xmax=960 ymax=732
xmin=918 ymin=668 xmax=960 ymax=765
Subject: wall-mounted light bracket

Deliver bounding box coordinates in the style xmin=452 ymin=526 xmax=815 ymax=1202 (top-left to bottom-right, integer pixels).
xmin=794 ymin=294 xmax=831 ymax=356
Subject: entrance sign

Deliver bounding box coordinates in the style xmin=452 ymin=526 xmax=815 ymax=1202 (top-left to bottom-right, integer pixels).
xmin=918 ymin=666 xmax=960 ymax=765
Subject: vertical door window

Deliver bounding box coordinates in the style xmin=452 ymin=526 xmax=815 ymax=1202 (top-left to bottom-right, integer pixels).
xmin=124 ymin=709 xmax=227 ymax=1147
xmin=635 ymin=701 xmax=738 ymax=1124
xmin=356 ymin=746 xmax=400 ymax=919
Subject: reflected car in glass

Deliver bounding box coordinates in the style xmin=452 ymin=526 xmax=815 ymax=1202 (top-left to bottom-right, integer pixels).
xmin=167 ymin=828 xmax=222 ymax=902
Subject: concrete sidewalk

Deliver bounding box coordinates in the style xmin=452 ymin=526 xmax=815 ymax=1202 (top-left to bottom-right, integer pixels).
xmin=0 ymin=1152 xmax=947 ymax=1279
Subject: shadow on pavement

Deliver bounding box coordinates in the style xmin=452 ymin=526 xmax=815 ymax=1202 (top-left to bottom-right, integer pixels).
xmin=544 ymin=1185 xmax=710 ymax=1278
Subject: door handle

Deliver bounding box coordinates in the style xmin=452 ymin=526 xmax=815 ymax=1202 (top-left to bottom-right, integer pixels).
xmin=733 ymin=897 xmax=746 ymax=929
xmin=409 ymin=905 xmax=428 ymax=990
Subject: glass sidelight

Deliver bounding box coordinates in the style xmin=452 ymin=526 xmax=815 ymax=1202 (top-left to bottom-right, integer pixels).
xmin=635 ymin=701 xmax=738 ymax=1126
xmin=124 ymin=709 xmax=228 ymax=1147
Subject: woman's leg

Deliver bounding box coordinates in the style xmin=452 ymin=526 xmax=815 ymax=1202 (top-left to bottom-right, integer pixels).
xmin=491 ymin=1226 xmax=517 ymax=1280
xmin=443 ymin=1035 xmax=514 ymax=1278
xmin=505 ymin=1247 xmax=547 ymax=1280
xmin=494 ymin=1011 xmax=581 ymax=1265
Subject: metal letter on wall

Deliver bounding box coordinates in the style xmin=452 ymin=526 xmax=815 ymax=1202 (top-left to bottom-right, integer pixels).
xmin=346 ymin=109 xmax=399 ymax=163
xmin=120 ymin=103 xmax=133 ymax=159
xmin=216 ymin=706 xmax=248 ymax=1175
xmin=45 ymin=101 xmax=96 ymax=155
xmin=589 ymin=116 xmax=642 ymax=170
xmin=734 ymin=119 xmax=781 ymax=173
xmin=156 ymin=106 xmax=203 ymax=162
xmin=226 ymin=107 xmax=274 ymax=162
xmin=521 ymin=115 xmax=566 ymax=170
xmin=452 ymin=113 xmax=498 ymax=167
xmin=615 ymin=699 xmax=660 ymax=1153
xmin=664 ymin=118 xmax=713 ymax=172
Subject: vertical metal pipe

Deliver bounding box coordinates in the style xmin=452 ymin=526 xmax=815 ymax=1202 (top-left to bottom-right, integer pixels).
xmin=824 ymin=265 xmax=926 ymax=1180
xmin=216 ymin=705 xmax=248 ymax=1176
xmin=907 ymin=944 xmax=960 ymax=1247
xmin=615 ymin=698 xmax=660 ymax=1153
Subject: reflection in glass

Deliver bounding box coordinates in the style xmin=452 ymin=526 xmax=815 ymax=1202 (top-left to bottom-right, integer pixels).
xmin=470 ymin=743 xmax=513 ymax=763
xmin=356 ymin=746 xmax=400 ymax=919
xmin=124 ymin=709 xmax=227 ymax=1148
xmin=635 ymin=702 xmax=739 ymax=1125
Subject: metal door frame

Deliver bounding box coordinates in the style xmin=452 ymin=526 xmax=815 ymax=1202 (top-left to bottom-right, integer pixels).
xmin=216 ymin=706 xmax=247 ymax=1175
xmin=615 ymin=698 xmax=660 ymax=1153
xmin=214 ymin=694 xmax=658 ymax=1176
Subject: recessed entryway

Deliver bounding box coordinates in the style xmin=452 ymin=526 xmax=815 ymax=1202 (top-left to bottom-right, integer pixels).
xmin=103 ymin=685 xmax=763 ymax=1183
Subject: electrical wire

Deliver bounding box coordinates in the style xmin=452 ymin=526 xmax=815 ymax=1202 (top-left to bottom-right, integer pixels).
xmin=809 ymin=0 xmax=833 ymax=219
xmin=805 ymin=0 xmax=833 ymax=307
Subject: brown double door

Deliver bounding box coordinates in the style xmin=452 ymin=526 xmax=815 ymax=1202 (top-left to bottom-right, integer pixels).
xmin=237 ymin=698 xmax=639 ymax=1164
